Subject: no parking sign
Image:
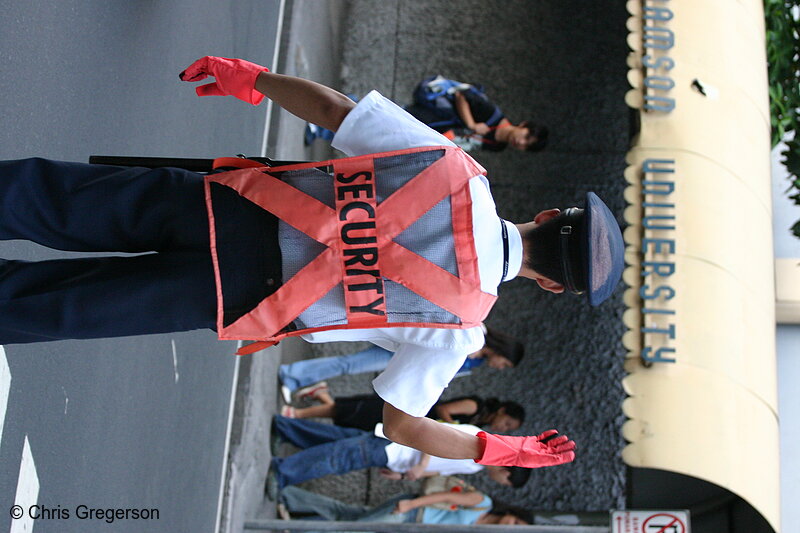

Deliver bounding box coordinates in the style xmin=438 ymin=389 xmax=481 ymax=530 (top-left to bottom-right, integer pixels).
xmin=611 ymin=510 xmax=691 ymax=533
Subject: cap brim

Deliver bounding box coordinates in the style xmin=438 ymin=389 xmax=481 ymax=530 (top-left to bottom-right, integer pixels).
xmin=584 ymin=192 xmax=625 ymax=306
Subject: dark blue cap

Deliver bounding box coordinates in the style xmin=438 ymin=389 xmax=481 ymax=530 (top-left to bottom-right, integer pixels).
xmin=558 ymin=192 xmax=625 ymax=306
xmin=583 ymin=192 xmax=625 ymax=306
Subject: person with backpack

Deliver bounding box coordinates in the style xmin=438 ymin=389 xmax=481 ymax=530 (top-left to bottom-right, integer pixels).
xmin=0 ymin=56 xmax=624 ymax=470
xmin=404 ymin=75 xmax=548 ymax=153
xmin=305 ymin=75 xmax=548 ymax=153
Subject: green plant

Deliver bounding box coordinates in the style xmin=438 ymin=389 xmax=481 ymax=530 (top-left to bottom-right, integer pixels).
xmin=765 ymin=0 xmax=800 ymax=237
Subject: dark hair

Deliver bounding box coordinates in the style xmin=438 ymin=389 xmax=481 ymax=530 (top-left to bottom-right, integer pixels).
xmin=498 ymin=401 xmax=525 ymax=424
xmin=507 ymin=467 xmax=532 ymax=488
xmin=479 ymin=398 xmax=526 ymax=426
xmin=521 ymin=209 xmax=587 ymax=290
xmin=483 ymin=326 xmax=525 ymax=366
xmin=522 ymin=122 xmax=549 ymax=152
xmin=488 ymin=504 xmax=533 ymax=524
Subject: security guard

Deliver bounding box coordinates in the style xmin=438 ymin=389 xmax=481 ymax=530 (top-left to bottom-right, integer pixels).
xmin=0 ymin=57 xmax=624 ymax=469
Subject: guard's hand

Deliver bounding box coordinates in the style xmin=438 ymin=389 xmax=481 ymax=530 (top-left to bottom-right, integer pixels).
xmin=179 ymin=56 xmax=269 ymax=105
xmin=475 ymin=430 xmax=576 ymax=468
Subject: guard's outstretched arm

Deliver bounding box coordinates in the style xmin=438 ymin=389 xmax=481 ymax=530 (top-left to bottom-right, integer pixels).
xmin=180 ymin=56 xmax=355 ymax=132
xmin=383 ymin=402 xmax=484 ymax=459
xmin=254 ymin=71 xmax=354 ymax=132
xmin=382 ymin=402 xmax=577 ymax=468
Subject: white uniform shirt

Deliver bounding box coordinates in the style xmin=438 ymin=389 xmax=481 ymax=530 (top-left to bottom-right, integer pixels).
xmin=300 ymin=91 xmax=523 ymax=417
xmin=375 ymin=422 xmax=485 ymax=476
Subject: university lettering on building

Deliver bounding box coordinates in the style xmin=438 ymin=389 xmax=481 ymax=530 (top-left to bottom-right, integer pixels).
xmin=634 ymin=0 xmax=678 ymax=363
xmin=642 ymin=0 xmax=675 ymax=112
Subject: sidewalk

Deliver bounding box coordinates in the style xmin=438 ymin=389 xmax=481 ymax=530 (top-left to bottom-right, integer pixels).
xmin=217 ymin=1 xmax=348 ymax=532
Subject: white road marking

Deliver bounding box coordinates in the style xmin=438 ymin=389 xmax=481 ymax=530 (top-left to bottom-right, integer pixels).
xmin=62 ymin=387 xmax=68 ymax=416
xmin=10 ymin=436 xmax=39 ymax=533
xmin=215 ymin=343 xmax=242 ymax=533
xmin=171 ymin=339 xmax=179 ymax=384
xmin=259 ymin=0 xmax=287 ymax=158
xmin=0 ymin=346 xmax=10 ymax=447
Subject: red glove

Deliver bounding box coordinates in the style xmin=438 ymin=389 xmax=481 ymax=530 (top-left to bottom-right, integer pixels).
xmin=179 ymin=56 xmax=269 ymax=105
xmin=475 ymin=430 xmax=576 ymax=468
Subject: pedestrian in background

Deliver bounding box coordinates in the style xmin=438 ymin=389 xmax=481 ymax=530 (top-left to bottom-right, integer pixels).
xmin=278 ymin=325 xmax=524 ymax=404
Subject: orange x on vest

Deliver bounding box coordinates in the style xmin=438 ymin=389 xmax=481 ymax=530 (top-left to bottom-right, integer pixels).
xmin=204 ymin=146 xmax=497 ymax=351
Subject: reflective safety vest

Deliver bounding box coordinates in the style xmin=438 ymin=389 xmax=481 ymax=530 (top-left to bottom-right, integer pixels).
xmin=204 ymin=146 xmax=498 ymax=354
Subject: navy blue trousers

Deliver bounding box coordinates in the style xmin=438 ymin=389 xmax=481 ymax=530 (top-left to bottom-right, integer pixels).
xmin=0 ymin=158 xmax=279 ymax=344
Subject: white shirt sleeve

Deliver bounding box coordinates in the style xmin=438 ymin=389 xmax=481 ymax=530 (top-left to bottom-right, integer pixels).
xmin=332 ymin=90 xmax=456 ymax=156
xmin=379 ymin=423 xmax=485 ymax=475
xmin=372 ymin=342 xmax=470 ymax=417
xmin=428 ymin=457 xmax=485 ymax=476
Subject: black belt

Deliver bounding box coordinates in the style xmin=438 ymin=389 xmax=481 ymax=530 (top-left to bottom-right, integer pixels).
xmin=500 ymin=220 xmax=510 ymax=282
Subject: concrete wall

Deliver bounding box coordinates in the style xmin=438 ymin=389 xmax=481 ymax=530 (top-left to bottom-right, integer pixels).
xmin=297 ymin=0 xmax=633 ymax=513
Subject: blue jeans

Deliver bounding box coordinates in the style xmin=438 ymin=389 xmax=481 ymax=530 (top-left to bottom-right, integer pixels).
xmin=271 ymin=416 xmax=389 ymax=488
xmin=278 ymin=345 xmax=394 ymax=392
xmin=282 ymin=486 xmax=417 ymax=529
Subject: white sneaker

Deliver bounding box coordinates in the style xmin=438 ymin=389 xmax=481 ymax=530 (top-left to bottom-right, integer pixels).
xmin=295 ymin=381 xmax=328 ymax=401
xmin=277 ymin=503 xmax=291 ymax=521
xmin=280 ymin=385 xmax=292 ymax=405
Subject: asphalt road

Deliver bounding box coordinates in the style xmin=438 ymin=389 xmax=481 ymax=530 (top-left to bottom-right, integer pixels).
xmin=0 ymin=1 xmax=282 ymax=531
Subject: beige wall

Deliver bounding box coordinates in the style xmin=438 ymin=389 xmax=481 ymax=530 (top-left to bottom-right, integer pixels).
xmin=622 ymin=0 xmax=779 ymax=531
